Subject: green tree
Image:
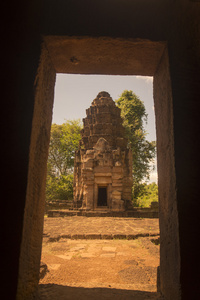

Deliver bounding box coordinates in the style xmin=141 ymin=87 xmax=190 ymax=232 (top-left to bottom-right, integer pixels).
xmin=46 ymin=174 xmax=74 ymax=201
xmin=47 ymin=120 xmax=82 ymax=176
xmin=115 ymin=90 xmax=156 ymax=197
xmin=132 ymin=182 xmax=158 ymax=207
xmin=46 ymin=120 xmax=82 ymax=201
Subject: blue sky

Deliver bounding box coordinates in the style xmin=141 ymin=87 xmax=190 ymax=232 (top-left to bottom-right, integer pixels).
xmin=53 ymin=74 xmax=157 ymax=182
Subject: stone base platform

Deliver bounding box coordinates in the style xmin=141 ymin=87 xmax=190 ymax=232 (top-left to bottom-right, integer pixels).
xmin=47 ymin=208 xmax=158 ymax=218
xmin=42 ymin=216 xmax=159 ymax=242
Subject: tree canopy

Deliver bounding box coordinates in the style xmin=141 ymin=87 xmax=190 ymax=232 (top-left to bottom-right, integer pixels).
xmin=115 ymin=90 xmax=156 ymax=186
xmin=132 ymin=182 xmax=158 ymax=207
xmin=46 ymin=174 xmax=74 ymax=201
xmin=47 ymin=120 xmax=82 ymax=176
xmin=46 ymin=120 xmax=82 ymax=201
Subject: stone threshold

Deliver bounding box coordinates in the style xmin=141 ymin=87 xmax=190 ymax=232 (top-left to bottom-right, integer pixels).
xmin=47 ymin=209 xmax=159 ymax=218
xmin=45 ymin=232 xmax=160 ymax=243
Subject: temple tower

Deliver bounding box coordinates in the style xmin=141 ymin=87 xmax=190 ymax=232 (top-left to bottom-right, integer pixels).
xmin=73 ymin=91 xmax=133 ymax=211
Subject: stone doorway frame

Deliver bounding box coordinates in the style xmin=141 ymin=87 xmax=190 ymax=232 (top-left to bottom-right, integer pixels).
xmin=17 ymin=36 xmax=180 ymax=299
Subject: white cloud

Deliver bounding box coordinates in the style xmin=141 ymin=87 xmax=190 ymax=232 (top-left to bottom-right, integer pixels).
xmin=135 ymin=76 xmax=153 ymax=84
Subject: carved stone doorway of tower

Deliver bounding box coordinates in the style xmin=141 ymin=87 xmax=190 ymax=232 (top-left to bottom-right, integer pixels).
xmin=98 ymin=186 xmax=107 ymax=207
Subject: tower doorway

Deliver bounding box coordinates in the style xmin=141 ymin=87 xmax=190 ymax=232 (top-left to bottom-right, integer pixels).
xmin=98 ymin=187 xmax=107 ymax=206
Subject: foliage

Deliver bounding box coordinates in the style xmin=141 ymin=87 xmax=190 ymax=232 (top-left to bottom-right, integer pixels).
xmin=46 ymin=174 xmax=74 ymax=201
xmin=45 ymin=120 xmax=82 ymax=202
xmin=115 ymin=90 xmax=156 ymax=186
xmin=47 ymin=120 xmax=82 ymax=176
xmin=132 ymin=182 xmax=158 ymax=207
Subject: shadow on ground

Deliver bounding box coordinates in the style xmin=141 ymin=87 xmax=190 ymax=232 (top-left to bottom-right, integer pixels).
xmin=38 ymin=284 xmax=161 ymax=300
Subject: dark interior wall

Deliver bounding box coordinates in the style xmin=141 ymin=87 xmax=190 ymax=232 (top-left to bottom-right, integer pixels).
xmin=41 ymin=0 xmax=169 ymax=40
xmin=2 ymin=1 xmax=44 ymax=299
xmin=166 ymin=2 xmax=200 ymax=298
xmin=2 ymin=1 xmax=200 ymax=299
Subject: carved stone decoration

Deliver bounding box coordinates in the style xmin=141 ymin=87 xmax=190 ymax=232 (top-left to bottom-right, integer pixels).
xmin=73 ymin=91 xmax=133 ymax=211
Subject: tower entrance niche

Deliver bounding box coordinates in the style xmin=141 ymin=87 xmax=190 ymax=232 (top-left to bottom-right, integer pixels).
xmin=98 ymin=186 xmax=107 ymax=207
xmin=73 ymin=91 xmax=133 ymax=212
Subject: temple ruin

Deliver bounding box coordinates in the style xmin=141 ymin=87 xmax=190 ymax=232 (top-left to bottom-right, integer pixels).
xmin=7 ymin=1 xmax=200 ymax=298
xmin=73 ymin=91 xmax=133 ymax=211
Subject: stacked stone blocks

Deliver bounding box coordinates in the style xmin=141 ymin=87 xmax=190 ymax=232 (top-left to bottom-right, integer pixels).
xmin=73 ymin=92 xmax=132 ymax=211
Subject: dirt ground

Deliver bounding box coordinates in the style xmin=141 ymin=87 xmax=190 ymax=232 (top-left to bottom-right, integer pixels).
xmin=39 ymin=217 xmax=161 ymax=299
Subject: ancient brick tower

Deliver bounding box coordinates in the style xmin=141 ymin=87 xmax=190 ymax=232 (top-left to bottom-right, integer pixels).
xmin=73 ymin=91 xmax=133 ymax=211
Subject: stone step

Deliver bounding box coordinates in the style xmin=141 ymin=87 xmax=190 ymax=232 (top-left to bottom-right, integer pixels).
xmin=45 ymin=232 xmax=160 ymax=243
xmin=47 ymin=208 xmax=158 ymax=218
